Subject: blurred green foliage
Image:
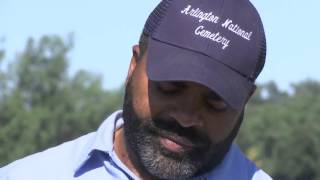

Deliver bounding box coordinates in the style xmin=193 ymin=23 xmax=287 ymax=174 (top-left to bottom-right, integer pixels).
xmin=0 ymin=36 xmax=124 ymax=165
xmin=237 ymin=81 xmax=320 ymax=180
xmin=0 ymin=36 xmax=319 ymax=180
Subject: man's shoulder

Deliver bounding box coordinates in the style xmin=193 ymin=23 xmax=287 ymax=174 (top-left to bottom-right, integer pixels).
xmin=228 ymin=144 xmax=273 ymax=180
xmin=252 ymin=169 xmax=273 ymax=180
xmin=204 ymin=144 xmax=273 ymax=180
xmin=0 ymin=132 xmax=96 ymax=180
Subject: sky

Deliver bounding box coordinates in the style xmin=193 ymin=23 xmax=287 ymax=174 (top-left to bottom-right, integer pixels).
xmin=0 ymin=0 xmax=319 ymax=91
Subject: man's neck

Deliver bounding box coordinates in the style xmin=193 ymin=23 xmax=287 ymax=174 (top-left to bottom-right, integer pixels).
xmin=114 ymin=128 xmax=153 ymax=180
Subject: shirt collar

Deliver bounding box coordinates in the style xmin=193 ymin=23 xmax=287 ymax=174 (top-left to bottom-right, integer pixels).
xmin=73 ymin=110 xmax=123 ymax=174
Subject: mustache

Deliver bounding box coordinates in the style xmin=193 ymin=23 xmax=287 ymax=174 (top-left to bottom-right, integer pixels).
xmin=145 ymin=116 xmax=210 ymax=148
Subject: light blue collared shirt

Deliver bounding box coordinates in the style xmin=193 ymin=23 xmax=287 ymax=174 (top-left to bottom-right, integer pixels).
xmin=0 ymin=111 xmax=272 ymax=180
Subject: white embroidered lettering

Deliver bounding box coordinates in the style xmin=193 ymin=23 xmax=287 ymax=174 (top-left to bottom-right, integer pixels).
xmin=221 ymin=19 xmax=233 ymax=28
xmin=181 ymin=5 xmax=253 ymax=50
xmin=181 ymin=5 xmax=191 ymax=14
xmin=221 ymin=19 xmax=252 ymax=41
xmin=181 ymin=5 xmax=220 ymax=23
xmin=195 ymin=26 xmax=230 ymax=50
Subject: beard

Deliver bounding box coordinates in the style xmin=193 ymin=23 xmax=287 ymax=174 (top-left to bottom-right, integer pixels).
xmin=122 ymin=80 xmax=243 ymax=179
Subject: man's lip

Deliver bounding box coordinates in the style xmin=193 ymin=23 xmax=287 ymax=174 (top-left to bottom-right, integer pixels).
xmin=158 ymin=134 xmax=196 ymax=149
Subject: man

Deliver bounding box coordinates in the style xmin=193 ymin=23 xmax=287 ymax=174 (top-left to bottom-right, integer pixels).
xmin=0 ymin=0 xmax=272 ymax=179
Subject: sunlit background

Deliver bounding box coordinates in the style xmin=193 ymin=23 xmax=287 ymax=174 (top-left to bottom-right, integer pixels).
xmin=1 ymin=1 xmax=320 ymax=179
xmin=1 ymin=0 xmax=319 ymax=90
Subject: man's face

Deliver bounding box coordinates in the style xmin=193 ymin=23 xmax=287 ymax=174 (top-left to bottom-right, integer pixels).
xmin=122 ymin=51 xmax=245 ymax=179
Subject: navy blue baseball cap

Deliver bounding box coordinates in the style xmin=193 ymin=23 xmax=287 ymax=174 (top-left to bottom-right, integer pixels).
xmin=143 ymin=0 xmax=266 ymax=109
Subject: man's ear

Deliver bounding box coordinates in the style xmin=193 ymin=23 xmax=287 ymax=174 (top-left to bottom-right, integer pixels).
xmin=125 ymin=45 xmax=140 ymax=86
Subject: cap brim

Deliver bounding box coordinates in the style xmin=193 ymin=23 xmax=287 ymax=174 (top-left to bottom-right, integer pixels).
xmin=146 ymin=38 xmax=254 ymax=110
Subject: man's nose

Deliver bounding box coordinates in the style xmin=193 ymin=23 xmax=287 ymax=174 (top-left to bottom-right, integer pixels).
xmin=161 ymin=87 xmax=207 ymax=128
xmin=171 ymin=109 xmax=203 ymax=128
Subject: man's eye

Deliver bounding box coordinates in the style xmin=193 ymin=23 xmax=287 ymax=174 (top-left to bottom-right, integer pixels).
xmin=206 ymin=100 xmax=228 ymax=111
xmin=156 ymin=83 xmax=182 ymax=95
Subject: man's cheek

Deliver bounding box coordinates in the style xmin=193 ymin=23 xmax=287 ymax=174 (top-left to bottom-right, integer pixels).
xmin=130 ymin=88 xmax=151 ymax=121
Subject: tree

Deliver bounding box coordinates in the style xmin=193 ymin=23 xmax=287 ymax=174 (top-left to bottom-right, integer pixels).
xmin=0 ymin=36 xmax=124 ymax=166
xmin=0 ymin=39 xmax=6 ymax=97
xmin=238 ymin=81 xmax=320 ymax=180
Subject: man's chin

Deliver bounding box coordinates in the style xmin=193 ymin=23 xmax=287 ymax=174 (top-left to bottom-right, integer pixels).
xmin=123 ymin=116 xmax=233 ymax=179
xmin=122 ymin=116 xmax=231 ymax=179
xmin=134 ymin=131 xmax=235 ymax=179
xmin=126 ymin=132 xmax=198 ymax=179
